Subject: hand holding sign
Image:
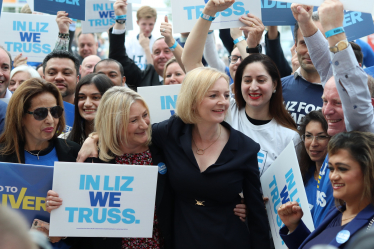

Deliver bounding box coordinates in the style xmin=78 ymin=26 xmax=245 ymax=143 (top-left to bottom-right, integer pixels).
xmin=318 ymin=0 xmax=345 ymax=32
xmin=114 ymin=0 xmax=127 ymax=16
xmin=230 ymin=27 xmax=243 ymax=40
xmin=290 ymin=4 xmax=314 ymax=24
xmin=46 ymin=190 xmax=63 ymax=213
xmin=239 ymin=14 xmax=265 ymax=48
xmin=278 ymin=201 xmax=304 ymax=233
xmin=203 ymin=0 xmax=235 ymax=17
xmin=13 ymin=53 xmax=28 ymax=67
xmin=160 ymin=16 xmax=175 ymax=47
xmin=56 ymin=11 xmax=73 ymax=34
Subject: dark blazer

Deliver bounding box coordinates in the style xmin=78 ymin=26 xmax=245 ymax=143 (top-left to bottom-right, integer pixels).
xmin=280 ymin=204 xmax=374 ymax=249
xmin=0 ymin=101 xmax=7 ymax=135
xmin=108 ymin=27 xmax=162 ymax=91
xmin=152 ymin=115 xmax=271 ymax=249
xmin=0 ymin=138 xmax=80 ymax=163
xmin=68 ymin=144 xmax=174 ymax=249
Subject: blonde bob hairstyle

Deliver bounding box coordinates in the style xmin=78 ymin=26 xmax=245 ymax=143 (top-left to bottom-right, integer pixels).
xmin=0 ymin=78 xmax=65 ymax=163
xmin=95 ymin=86 xmax=152 ymax=162
xmin=163 ymin=57 xmax=177 ymax=84
xmin=176 ymin=67 xmax=229 ymax=124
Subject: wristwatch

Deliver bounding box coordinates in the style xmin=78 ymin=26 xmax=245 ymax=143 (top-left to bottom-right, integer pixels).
xmin=116 ymin=19 xmax=126 ymax=24
xmin=246 ymin=44 xmax=262 ymax=54
xmin=329 ymin=39 xmax=349 ymax=53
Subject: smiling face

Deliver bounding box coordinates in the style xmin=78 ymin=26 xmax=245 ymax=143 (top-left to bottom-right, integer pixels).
xmin=164 ymin=62 xmax=185 ymax=85
xmin=22 ymin=92 xmax=59 ymax=150
xmin=229 ymin=47 xmax=241 ymax=80
xmin=43 ymin=58 xmax=78 ymax=101
xmin=78 ymin=34 xmax=98 ymax=58
xmin=322 ymin=78 xmax=345 ymax=136
xmin=197 ymin=77 xmax=230 ymax=125
xmin=240 ymin=62 xmax=276 ymax=111
xmin=152 ymin=39 xmax=173 ymax=77
xmin=0 ymin=49 xmax=11 ymax=98
xmin=9 ymin=71 xmax=31 ymax=92
xmin=329 ymin=149 xmax=365 ymax=204
xmin=77 ymin=84 xmax=102 ymax=123
xmin=304 ymin=121 xmax=329 ymax=165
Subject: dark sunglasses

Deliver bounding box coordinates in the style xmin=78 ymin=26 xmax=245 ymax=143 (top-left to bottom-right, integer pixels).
xmin=26 ymin=106 xmax=64 ymax=121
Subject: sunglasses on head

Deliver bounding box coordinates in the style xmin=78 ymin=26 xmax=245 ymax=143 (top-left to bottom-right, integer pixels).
xmin=26 ymin=106 xmax=64 ymax=121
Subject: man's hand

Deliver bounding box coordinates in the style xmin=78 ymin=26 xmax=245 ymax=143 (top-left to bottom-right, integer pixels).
xmin=239 ymin=13 xmax=264 ymax=48
xmin=318 ymin=0 xmax=344 ymax=32
xmin=203 ymin=0 xmax=235 ymax=17
xmin=230 ymin=27 xmax=243 ymax=40
xmin=290 ymin=4 xmax=313 ymax=25
xmin=113 ymin=0 xmax=127 ymax=16
xmin=160 ymin=16 xmax=175 ymax=47
xmin=56 ymin=11 xmax=72 ymax=34
xmin=139 ymin=33 xmax=150 ymax=49
xmin=13 ymin=53 xmax=27 ymax=67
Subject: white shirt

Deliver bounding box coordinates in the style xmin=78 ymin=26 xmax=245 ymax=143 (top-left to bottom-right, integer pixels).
xmin=228 ymin=99 xmax=299 ymax=175
xmin=125 ymin=34 xmax=155 ymax=70
xmin=4 ymin=89 xmax=12 ymax=99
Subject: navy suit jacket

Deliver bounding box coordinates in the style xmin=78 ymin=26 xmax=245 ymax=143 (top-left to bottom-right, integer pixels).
xmin=280 ymin=204 xmax=374 ymax=249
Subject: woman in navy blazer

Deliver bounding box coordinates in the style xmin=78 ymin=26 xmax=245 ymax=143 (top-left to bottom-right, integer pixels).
xmin=278 ymin=131 xmax=374 ymax=249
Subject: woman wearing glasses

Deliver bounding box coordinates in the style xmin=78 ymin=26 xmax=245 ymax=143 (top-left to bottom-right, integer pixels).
xmin=0 ymin=78 xmax=80 ymax=246
xmin=298 ymin=111 xmax=330 ymax=218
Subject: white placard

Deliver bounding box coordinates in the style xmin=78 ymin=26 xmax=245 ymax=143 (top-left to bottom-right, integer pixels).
xmin=274 ymin=0 xmax=374 ymax=14
xmin=138 ymin=84 xmax=181 ymax=124
xmin=82 ymin=0 xmax=133 ymax=33
xmin=49 ymin=162 xmax=158 ymax=237
xmin=0 ymin=13 xmax=58 ymax=63
xmin=26 ymin=0 xmax=34 ymax=12
xmin=109 ymin=0 xmax=140 ymax=3
xmin=171 ymin=0 xmax=262 ymax=33
xmin=260 ymin=141 xmax=315 ymax=249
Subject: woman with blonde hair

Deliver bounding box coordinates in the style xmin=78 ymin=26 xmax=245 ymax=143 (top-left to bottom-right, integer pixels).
xmin=163 ymin=57 xmax=185 ymax=85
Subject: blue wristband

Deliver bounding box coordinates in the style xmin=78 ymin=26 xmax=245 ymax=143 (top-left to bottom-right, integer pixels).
xmin=169 ymin=40 xmax=178 ymax=51
xmin=233 ymin=36 xmax=245 ymax=45
xmin=200 ymin=13 xmax=215 ymax=21
xmin=208 ymin=31 xmax=214 ymax=34
xmin=115 ymin=15 xmax=127 ymax=20
xmin=325 ymin=27 xmax=345 ymax=38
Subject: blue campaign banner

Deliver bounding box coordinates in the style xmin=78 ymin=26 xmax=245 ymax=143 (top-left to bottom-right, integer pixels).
xmin=261 ymin=0 xmax=293 ymax=26
xmin=344 ymin=12 xmax=374 ymax=42
xmin=365 ymin=66 xmax=374 ymax=77
xmin=0 ymin=162 xmax=53 ymax=226
xmin=34 ymin=0 xmax=86 ymax=21
xmin=63 ymin=101 xmax=74 ymax=133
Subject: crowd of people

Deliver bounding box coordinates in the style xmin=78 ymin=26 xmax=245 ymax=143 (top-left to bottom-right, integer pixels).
xmin=1 ymin=0 xmax=374 ymax=248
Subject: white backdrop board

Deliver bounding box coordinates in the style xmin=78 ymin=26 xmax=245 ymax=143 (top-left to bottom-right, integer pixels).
xmin=274 ymin=0 xmax=374 ymax=14
xmin=138 ymin=84 xmax=182 ymax=124
xmin=0 ymin=13 xmax=58 ymax=63
xmin=82 ymin=0 xmax=133 ymax=33
xmin=171 ymin=0 xmax=262 ymax=33
xmin=260 ymin=141 xmax=315 ymax=249
xmin=109 ymin=0 xmax=140 ymax=3
xmin=49 ymin=162 xmax=158 ymax=237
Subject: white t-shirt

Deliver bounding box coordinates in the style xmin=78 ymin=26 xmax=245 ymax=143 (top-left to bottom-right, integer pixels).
xmin=125 ymin=34 xmax=156 ymax=70
xmin=229 ymin=99 xmax=300 ymax=176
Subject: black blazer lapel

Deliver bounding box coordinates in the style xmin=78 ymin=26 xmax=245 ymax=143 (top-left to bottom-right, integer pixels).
xmin=179 ymin=124 xmax=199 ymax=168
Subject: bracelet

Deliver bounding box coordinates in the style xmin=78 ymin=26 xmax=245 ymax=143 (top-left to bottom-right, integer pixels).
xmin=169 ymin=40 xmax=178 ymax=51
xmin=325 ymin=27 xmax=345 ymax=38
xmin=115 ymin=15 xmax=127 ymax=20
xmin=233 ymin=36 xmax=245 ymax=45
xmin=116 ymin=19 xmax=126 ymax=24
xmin=200 ymin=13 xmax=215 ymax=21
xmin=58 ymin=32 xmax=69 ymax=39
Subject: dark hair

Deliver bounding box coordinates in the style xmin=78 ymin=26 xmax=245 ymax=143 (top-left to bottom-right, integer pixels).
xmin=67 ymin=74 xmax=114 ymax=145
xmin=298 ymin=110 xmax=328 ymax=182
xmin=350 ymin=42 xmax=364 ymax=65
xmin=0 ymin=46 xmax=13 ymax=68
xmin=94 ymin=59 xmax=125 ymax=78
xmin=42 ymin=50 xmax=79 ymax=75
xmin=234 ymin=54 xmax=297 ymax=131
xmin=294 ymin=11 xmax=320 ymax=44
xmin=0 ymin=78 xmax=65 ymax=163
xmin=328 ymin=131 xmax=374 ymax=208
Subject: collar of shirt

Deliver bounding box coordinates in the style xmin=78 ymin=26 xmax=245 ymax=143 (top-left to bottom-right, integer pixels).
xmin=4 ymin=88 xmax=12 ymax=98
xmin=137 ymin=34 xmax=152 ymax=40
xmin=294 ymin=67 xmax=321 ymax=85
xmin=159 ymin=75 xmax=164 ymax=84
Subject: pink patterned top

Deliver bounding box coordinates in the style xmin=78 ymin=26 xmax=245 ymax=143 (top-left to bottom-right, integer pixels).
xmin=115 ymin=150 xmax=164 ymax=249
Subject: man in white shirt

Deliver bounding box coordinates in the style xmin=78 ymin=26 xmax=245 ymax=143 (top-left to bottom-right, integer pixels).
xmin=125 ymin=6 xmax=157 ymax=69
xmin=0 ymin=47 xmax=12 ymax=99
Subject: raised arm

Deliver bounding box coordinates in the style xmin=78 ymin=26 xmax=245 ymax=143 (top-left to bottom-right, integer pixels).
xmin=319 ymin=0 xmax=373 ymax=132
xmin=182 ymin=0 xmax=234 ymax=72
xmin=203 ymin=31 xmax=226 ymax=72
xmin=230 ymin=27 xmax=248 ymax=59
xmin=240 ymin=14 xmax=264 ymax=58
xmin=53 ymin=11 xmax=73 ymax=52
xmin=160 ymin=16 xmax=185 ymax=72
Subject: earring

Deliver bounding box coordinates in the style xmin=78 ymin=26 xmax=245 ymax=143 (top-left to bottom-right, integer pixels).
xmin=273 ymin=90 xmax=276 ymax=94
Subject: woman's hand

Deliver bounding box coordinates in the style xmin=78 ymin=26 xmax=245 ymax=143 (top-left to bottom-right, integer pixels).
xmin=13 ymin=53 xmax=28 ymax=67
xmin=203 ymin=0 xmax=235 ymax=17
xmin=230 ymin=27 xmax=243 ymax=40
xmin=278 ymin=201 xmax=303 ymax=233
xmin=234 ymin=202 xmax=246 ymax=222
xmin=46 ymin=190 xmax=63 ymax=213
xmin=77 ymin=134 xmax=99 ymax=162
xmin=239 ymin=13 xmax=264 ymax=48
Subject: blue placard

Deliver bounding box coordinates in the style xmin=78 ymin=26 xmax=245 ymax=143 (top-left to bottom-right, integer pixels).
xmin=63 ymin=101 xmax=74 ymax=133
xmin=261 ymin=0 xmax=293 ymax=26
xmin=34 ymin=0 xmax=86 ymax=21
xmin=365 ymin=66 xmax=374 ymax=77
xmin=0 ymin=162 xmax=53 ymax=225
xmin=344 ymin=12 xmax=374 ymax=42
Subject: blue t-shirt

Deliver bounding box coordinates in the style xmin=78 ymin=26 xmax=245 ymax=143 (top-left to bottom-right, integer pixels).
xmin=355 ymin=39 xmax=374 ymax=68
xmin=63 ymin=101 xmax=75 ymax=133
xmin=313 ymin=155 xmax=334 ymax=228
xmin=24 ymin=147 xmax=58 ymax=166
xmin=281 ymin=75 xmax=323 ymax=125
xmin=0 ymin=101 xmax=7 ymax=134
xmin=365 ymin=66 xmax=374 ymax=78
xmin=304 ymin=172 xmax=317 ymax=219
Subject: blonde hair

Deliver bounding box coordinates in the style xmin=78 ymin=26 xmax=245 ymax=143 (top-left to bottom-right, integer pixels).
xmin=163 ymin=57 xmax=177 ymax=84
xmin=176 ymin=67 xmax=229 ymax=124
xmin=136 ymin=6 xmax=157 ymax=21
xmin=0 ymin=78 xmax=65 ymax=163
xmin=95 ymin=87 xmax=151 ymax=162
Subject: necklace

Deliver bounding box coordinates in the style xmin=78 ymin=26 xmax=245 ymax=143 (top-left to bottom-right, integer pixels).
xmin=342 ymin=214 xmax=357 ymax=221
xmin=25 ymin=149 xmax=42 ymax=160
xmin=192 ymin=125 xmax=221 ymax=155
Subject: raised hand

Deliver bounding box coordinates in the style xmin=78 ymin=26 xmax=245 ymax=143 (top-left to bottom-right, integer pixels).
xmin=113 ymin=0 xmax=127 ymax=16
xmin=239 ymin=13 xmax=265 ymax=48
xmin=230 ymin=27 xmax=243 ymax=40
xmin=13 ymin=53 xmax=27 ymax=67
xmin=290 ymin=4 xmax=314 ymax=24
xmin=160 ymin=15 xmax=175 ymax=47
xmin=318 ymin=0 xmax=344 ymax=32
xmin=278 ymin=201 xmax=303 ymax=233
xmin=203 ymin=0 xmax=235 ymax=17
xmin=56 ymin=11 xmax=73 ymax=34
